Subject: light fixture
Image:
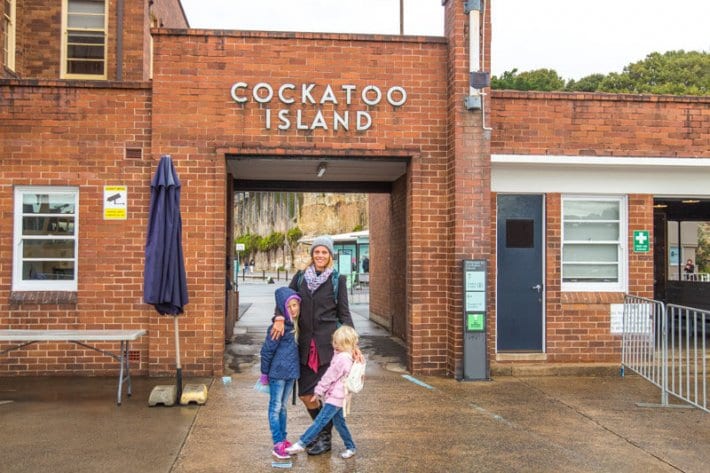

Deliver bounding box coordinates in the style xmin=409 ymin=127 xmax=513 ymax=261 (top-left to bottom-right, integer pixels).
xmin=316 ymin=162 xmax=327 ymax=178
xmin=653 ymin=204 xmax=668 ymax=209
xmin=681 ymin=199 xmax=700 ymax=204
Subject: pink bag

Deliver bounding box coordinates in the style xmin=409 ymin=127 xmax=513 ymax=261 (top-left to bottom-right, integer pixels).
xmin=307 ymin=339 xmax=320 ymax=372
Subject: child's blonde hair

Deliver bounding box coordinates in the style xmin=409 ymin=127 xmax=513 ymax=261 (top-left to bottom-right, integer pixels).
xmin=332 ymin=325 xmax=359 ymax=353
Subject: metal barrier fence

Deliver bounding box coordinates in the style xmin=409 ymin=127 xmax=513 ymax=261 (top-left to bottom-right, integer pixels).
xmin=621 ymin=295 xmax=709 ymax=413
xmin=666 ymin=304 xmax=708 ymax=412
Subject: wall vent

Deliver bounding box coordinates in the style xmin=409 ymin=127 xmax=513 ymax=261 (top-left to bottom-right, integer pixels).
xmin=128 ymin=350 xmax=141 ymax=364
xmin=125 ymin=148 xmax=143 ymax=159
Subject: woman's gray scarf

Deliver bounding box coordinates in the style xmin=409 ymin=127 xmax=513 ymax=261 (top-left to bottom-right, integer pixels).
xmin=303 ymin=265 xmax=333 ymax=294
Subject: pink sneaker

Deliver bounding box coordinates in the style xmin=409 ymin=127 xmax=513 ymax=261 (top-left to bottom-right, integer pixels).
xmin=272 ymin=442 xmax=291 ymax=460
xmin=283 ymin=440 xmax=292 ymax=448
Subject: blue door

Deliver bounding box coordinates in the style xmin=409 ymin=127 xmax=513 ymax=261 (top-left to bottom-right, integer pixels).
xmin=497 ymin=195 xmax=544 ymax=351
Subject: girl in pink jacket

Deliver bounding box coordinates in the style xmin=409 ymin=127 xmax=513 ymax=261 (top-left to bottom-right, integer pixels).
xmin=286 ymin=325 xmax=358 ymax=459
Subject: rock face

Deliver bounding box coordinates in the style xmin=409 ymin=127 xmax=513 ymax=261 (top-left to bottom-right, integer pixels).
xmin=234 ymin=192 xmax=367 ymax=269
xmin=299 ymin=193 xmax=368 ymax=236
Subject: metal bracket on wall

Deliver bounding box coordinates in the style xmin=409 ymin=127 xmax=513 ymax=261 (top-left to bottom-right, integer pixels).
xmin=464 ymin=95 xmax=482 ymax=110
xmin=464 ymin=0 xmax=482 ymax=14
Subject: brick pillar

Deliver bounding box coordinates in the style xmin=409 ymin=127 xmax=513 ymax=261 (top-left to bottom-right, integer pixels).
xmin=443 ymin=0 xmax=492 ymax=377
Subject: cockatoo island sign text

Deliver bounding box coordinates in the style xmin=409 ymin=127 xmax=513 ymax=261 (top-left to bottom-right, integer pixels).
xmin=230 ymin=82 xmax=407 ymax=132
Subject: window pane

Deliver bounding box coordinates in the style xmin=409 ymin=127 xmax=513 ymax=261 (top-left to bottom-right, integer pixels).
xmin=564 ymin=222 xmax=619 ymax=241
xmin=67 ymin=32 xmax=104 ymax=46
xmin=22 ymin=193 xmax=75 ymax=214
xmin=563 ymin=244 xmax=618 ymax=262
xmin=564 ymin=200 xmax=619 ymax=221
xmin=23 ymin=261 xmax=75 ymax=281
xmin=68 ymin=59 xmax=104 ymax=75
xmin=68 ymin=43 xmax=104 ymax=59
xmin=22 ymin=239 xmax=75 ymax=259
xmin=563 ymin=263 xmax=618 ymax=282
xmin=67 ymin=13 xmax=105 ymax=29
xmin=23 ymin=216 xmax=75 ymax=236
xmin=506 ymin=219 xmax=534 ymax=248
xmin=68 ymin=0 xmax=104 ymax=14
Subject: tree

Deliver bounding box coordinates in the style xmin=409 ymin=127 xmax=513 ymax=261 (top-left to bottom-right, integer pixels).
xmin=286 ymin=227 xmax=303 ymax=268
xmin=597 ymin=50 xmax=709 ymax=95
xmin=491 ymin=68 xmax=565 ymax=91
xmin=565 ymin=74 xmax=605 ymax=92
xmin=491 ymin=50 xmax=709 ymax=96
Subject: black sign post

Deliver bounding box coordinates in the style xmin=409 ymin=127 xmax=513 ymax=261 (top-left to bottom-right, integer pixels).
xmin=462 ymin=259 xmax=489 ymax=380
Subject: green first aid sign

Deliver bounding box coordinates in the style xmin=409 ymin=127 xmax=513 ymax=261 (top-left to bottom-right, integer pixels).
xmin=633 ymin=230 xmax=650 ymax=252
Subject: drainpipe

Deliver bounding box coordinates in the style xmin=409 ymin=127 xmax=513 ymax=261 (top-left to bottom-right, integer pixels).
xmin=116 ymin=0 xmax=124 ymax=80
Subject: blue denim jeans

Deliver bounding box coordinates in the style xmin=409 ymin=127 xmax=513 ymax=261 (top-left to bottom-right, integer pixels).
xmin=300 ymin=402 xmax=356 ymax=450
xmin=268 ymin=378 xmax=296 ymax=444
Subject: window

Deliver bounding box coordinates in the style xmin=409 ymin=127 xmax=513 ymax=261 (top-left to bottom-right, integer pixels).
xmin=561 ymin=196 xmax=627 ymax=292
xmin=61 ymin=0 xmax=107 ymax=79
xmin=13 ymin=187 xmax=79 ymax=291
xmin=2 ymin=0 xmax=15 ymax=71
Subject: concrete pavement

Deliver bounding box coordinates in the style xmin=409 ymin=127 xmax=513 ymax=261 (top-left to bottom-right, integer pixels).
xmin=1 ymin=280 xmax=709 ymax=472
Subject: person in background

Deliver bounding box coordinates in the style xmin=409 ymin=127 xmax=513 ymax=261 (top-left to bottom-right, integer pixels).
xmin=260 ymin=287 xmax=301 ymax=460
xmin=271 ymin=235 xmax=361 ymax=455
xmin=684 ymin=258 xmax=695 ymax=274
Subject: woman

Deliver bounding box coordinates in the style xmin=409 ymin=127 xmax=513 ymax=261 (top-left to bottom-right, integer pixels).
xmin=271 ymin=235 xmax=360 ymax=455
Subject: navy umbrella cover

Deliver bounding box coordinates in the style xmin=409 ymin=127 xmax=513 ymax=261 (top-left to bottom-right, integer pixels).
xmin=144 ymin=155 xmax=189 ymax=315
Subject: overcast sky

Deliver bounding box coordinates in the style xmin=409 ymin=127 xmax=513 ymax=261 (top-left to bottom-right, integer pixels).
xmin=180 ymin=0 xmax=709 ymax=80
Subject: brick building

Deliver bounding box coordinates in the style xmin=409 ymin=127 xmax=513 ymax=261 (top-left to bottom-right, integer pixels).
xmin=1 ymin=1 xmax=709 ymax=379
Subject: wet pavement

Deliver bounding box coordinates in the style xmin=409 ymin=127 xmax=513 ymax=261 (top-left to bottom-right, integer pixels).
xmin=1 ymin=280 xmax=709 ymax=472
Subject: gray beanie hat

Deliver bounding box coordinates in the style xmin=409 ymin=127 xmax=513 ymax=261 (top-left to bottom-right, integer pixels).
xmin=310 ymin=235 xmax=335 ymax=257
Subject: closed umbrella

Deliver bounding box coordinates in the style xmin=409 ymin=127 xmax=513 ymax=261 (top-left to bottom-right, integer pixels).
xmin=144 ymin=155 xmax=188 ymax=400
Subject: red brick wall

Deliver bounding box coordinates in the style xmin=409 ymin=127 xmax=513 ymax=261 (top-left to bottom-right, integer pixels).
xmin=368 ymin=193 xmax=391 ymax=329
xmin=149 ymin=29 xmax=450 ymax=375
xmin=11 ymin=0 xmax=160 ymax=81
xmin=491 ymin=91 xmax=710 ymax=157
xmin=0 ymin=80 xmax=155 ymax=375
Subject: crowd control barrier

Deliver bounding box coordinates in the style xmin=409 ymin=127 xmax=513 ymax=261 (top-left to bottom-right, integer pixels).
xmin=621 ymin=295 xmax=708 ymax=413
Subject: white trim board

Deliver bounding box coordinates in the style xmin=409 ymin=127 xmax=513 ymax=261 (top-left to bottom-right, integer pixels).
xmin=491 ymin=155 xmax=710 ymax=195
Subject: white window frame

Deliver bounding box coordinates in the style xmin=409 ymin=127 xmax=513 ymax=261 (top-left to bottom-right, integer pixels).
xmin=561 ymin=195 xmax=627 ymax=292
xmin=2 ymin=0 xmax=15 ymax=71
xmin=60 ymin=0 xmax=108 ymax=79
xmin=13 ymin=186 xmax=79 ymax=291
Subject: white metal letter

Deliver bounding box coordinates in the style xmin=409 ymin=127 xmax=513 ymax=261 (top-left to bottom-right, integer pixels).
xmin=333 ymin=110 xmax=349 ymax=131
xmin=301 ymin=84 xmax=316 ymax=104
xmin=252 ymin=82 xmax=274 ymax=103
xmin=386 ymin=86 xmax=407 ymax=107
xmin=361 ymin=85 xmax=382 ymax=106
xmin=277 ymin=109 xmax=290 ymax=130
xmin=278 ymin=83 xmax=296 ymax=104
xmin=320 ymin=85 xmax=338 ymax=105
xmin=356 ymin=111 xmax=372 ymax=131
xmin=341 ymin=85 xmax=356 ymax=105
xmin=230 ymin=82 xmax=248 ymax=103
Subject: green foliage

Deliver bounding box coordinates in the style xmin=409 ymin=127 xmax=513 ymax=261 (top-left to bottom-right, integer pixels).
xmin=235 ymin=233 xmax=260 ymax=255
xmin=490 ymin=68 xmax=565 ymax=91
xmin=597 ymin=50 xmax=709 ymax=95
xmin=286 ymin=227 xmax=303 ymax=246
xmin=564 ymin=74 xmax=605 ymax=92
xmin=491 ymin=50 xmax=709 ymax=96
xmin=695 ymin=224 xmax=710 ymax=273
xmin=352 ymin=224 xmax=363 ymax=232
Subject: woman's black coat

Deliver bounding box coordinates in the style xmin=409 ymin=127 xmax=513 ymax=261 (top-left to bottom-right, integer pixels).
xmin=289 ymin=271 xmax=354 ymax=368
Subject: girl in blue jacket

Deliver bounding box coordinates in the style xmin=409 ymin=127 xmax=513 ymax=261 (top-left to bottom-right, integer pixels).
xmin=260 ymin=287 xmax=301 ymax=460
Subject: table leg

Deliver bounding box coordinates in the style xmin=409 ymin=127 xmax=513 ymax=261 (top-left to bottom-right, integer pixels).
xmin=117 ymin=340 xmax=126 ymax=405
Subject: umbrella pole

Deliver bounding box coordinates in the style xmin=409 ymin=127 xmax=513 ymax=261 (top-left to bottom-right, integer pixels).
xmin=173 ymin=317 xmax=183 ymax=401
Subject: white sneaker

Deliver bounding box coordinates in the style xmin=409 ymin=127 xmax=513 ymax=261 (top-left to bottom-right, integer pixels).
xmin=285 ymin=442 xmax=305 ymax=455
xmin=340 ymin=449 xmax=356 ymax=459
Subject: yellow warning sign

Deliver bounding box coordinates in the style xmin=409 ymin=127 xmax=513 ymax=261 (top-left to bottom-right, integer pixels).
xmin=104 ymin=186 xmax=127 ymax=220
